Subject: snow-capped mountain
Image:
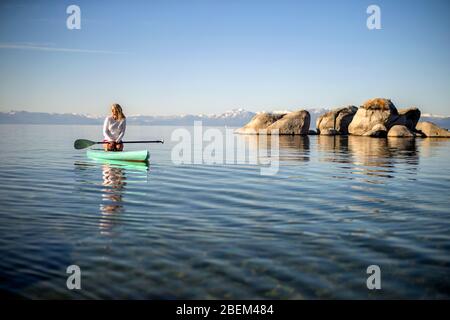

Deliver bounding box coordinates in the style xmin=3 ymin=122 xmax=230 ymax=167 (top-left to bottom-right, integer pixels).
xmin=0 ymin=111 xmax=102 ymax=125
xmin=209 ymin=108 xmax=255 ymax=119
xmin=0 ymin=109 xmax=257 ymax=126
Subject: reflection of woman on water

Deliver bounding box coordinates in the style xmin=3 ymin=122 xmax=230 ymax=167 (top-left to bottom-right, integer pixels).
xmin=103 ymin=103 xmax=126 ymax=152
xmin=99 ymin=164 xmax=126 ymax=233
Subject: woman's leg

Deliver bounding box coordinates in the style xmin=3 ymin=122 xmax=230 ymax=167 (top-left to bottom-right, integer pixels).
xmin=104 ymin=141 xmax=116 ymax=151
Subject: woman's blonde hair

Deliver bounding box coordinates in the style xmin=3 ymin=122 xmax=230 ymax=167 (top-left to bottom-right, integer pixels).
xmin=111 ymin=103 xmax=126 ymax=120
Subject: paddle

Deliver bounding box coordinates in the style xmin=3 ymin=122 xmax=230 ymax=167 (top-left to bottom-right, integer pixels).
xmin=74 ymin=139 xmax=164 ymax=150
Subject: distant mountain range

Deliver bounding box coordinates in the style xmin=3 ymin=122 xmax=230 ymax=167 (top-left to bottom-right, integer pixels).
xmin=0 ymin=109 xmax=253 ymax=126
xmin=0 ymin=108 xmax=327 ymax=127
xmin=1 ymin=108 xmax=449 ymax=129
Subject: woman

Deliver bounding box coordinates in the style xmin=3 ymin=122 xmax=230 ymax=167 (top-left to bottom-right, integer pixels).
xmin=103 ymin=103 xmax=126 ymax=151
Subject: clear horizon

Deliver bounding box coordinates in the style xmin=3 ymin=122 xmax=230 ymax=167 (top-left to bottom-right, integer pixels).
xmin=1 ymin=0 xmax=450 ymax=116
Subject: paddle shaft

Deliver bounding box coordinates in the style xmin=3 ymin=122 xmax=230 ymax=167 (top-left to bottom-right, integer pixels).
xmin=74 ymin=138 xmax=164 ymax=149
xmin=96 ymin=140 xmax=164 ymax=144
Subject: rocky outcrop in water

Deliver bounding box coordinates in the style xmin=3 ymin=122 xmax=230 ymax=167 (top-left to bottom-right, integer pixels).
xmin=236 ymin=110 xmax=310 ymax=135
xmin=415 ymin=121 xmax=450 ymax=137
xmin=347 ymin=99 xmax=423 ymax=137
xmin=316 ymin=106 xmax=358 ymax=135
xmin=266 ymin=110 xmax=310 ymax=135
xmin=236 ymin=98 xmax=449 ymax=138
xmin=235 ymin=113 xmax=286 ymax=134
xmin=348 ymin=98 xmax=402 ymax=136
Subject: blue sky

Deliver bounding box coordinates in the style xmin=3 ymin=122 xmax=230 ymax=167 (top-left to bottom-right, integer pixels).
xmin=0 ymin=0 xmax=449 ymax=115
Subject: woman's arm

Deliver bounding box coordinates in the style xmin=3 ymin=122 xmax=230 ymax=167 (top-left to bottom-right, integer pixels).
xmin=103 ymin=117 xmax=114 ymax=141
xmin=116 ymin=119 xmax=126 ymax=142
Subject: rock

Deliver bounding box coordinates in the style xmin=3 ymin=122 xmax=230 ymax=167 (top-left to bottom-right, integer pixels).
xmin=267 ymin=110 xmax=310 ymax=135
xmin=320 ymin=128 xmax=340 ymax=135
xmin=415 ymin=121 xmax=450 ymax=137
xmin=235 ymin=112 xmax=285 ymax=134
xmin=362 ymin=124 xmax=387 ymax=137
xmin=316 ymin=106 xmax=358 ymax=135
xmin=335 ymin=106 xmax=359 ymax=133
xmin=236 ymin=110 xmax=311 ymax=135
xmin=398 ymin=107 xmax=421 ymax=130
xmin=387 ymin=125 xmax=415 ymax=137
xmin=308 ymin=130 xmax=318 ymax=135
xmin=348 ymin=98 xmax=402 ymax=136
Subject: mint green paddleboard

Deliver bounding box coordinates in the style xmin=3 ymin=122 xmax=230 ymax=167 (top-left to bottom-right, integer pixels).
xmin=87 ymin=149 xmax=149 ymax=162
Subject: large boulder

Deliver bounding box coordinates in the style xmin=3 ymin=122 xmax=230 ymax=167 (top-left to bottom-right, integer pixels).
xmin=348 ymin=98 xmax=402 ymax=136
xmin=387 ymin=125 xmax=415 ymax=137
xmin=267 ymin=110 xmax=310 ymax=135
xmin=398 ymin=107 xmax=421 ymax=130
xmin=415 ymin=121 xmax=450 ymax=137
xmin=235 ymin=112 xmax=285 ymax=134
xmin=316 ymin=106 xmax=358 ymax=135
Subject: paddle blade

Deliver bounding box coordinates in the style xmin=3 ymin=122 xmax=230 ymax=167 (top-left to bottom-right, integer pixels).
xmin=74 ymin=139 xmax=97 ymax=150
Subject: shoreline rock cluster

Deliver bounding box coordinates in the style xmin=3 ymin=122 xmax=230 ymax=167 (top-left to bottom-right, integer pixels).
xmin=235 ymin=98 xmax=450 ymax=138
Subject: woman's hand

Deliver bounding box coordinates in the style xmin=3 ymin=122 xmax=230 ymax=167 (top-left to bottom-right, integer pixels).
xmin=104 ymin=141 xmax=117 ymax=151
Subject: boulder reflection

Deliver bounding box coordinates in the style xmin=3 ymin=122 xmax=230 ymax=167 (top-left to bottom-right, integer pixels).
xmin=331 ymin=136 xmax=419 ymax=182
xmin=387 ymin=138 xmax=419 ymax=165
xmin=417 ymin=138 xmax=449 ymax=158
xmin=278 ymin=135 xmax=310 ymax=162
xmin=236 ymin=134 xmax=310 ymax=163
xmin=310 ymin=135 xmax=419 ymax=183
xmin=317 ymin=135 xmax=350 ymax=163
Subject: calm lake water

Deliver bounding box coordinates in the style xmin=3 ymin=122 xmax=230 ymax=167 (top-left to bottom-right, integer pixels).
xmin=0 ymin=124 xmax=449 ymax=299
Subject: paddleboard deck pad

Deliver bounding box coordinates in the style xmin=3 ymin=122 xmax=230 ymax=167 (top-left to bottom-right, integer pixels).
xmin=87 ymin=149 xmax=149 ymax=162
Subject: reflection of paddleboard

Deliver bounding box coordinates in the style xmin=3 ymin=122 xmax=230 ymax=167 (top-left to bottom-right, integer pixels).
xmin=87 ymin=149 xmax=149 ymax=162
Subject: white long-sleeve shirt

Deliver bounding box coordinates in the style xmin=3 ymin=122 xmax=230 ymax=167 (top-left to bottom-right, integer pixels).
xmin=103 ymin=116 xmax=126 ymax=142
